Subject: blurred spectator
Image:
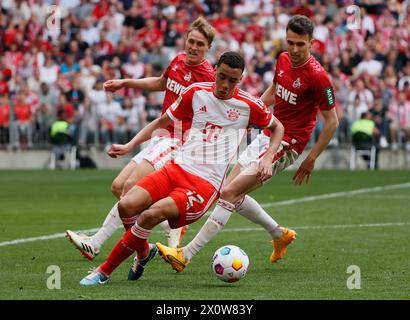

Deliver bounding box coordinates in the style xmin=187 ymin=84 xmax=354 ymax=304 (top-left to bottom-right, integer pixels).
xmin=398 ymin=61 xmax=410 ymax=91
xmin=34 ymin=103 xmax=53 ymax=145
xmin=351 ymin=111 xmax=380 ymax=169
xmin=60 ymin=54 xmax=81 ymax=78
xmin=388 ymin=92 xmax=410 ymax=151
xmin=88 ymin=80 xmax=106 ymax=115
xmin=293 ymin=0 xmax=314 ymax=18
xmin=38 ymin=82 xmax=59 ymax=119
xmin=99 ymin=3 xmax=125 ymax=46
xmin=97 ymin=93 xmax=124 ymax=146
xmin=78 ymin=96 xmax=98 ymax=147
xmin=80 ymin=17 xmax=100 ymax=46
xmin=39 ymin=57 xmax=59 ymax=85
xmin=50 ymin=109 xmax=74 ymax=146
xmin=347 ymin=93 xmax=369 ymax=124
xmin=94 ymin=30 xmax=114 ymax=64
xmin=122 ymin=52 xmax=145 ymax=79
xmin=122 ymin=94 xmax=146 ymax=142
xmin=72 ymin=0 xmax=95 ymax=26
xmin=355 ymin=49 xmax=383 ymax=77
xmin=56 ymin=93 xmax=76 ymax=129
xmin=0 ymin=73 xmax=9 ymax=96
xmin=370 ymin=98 xmax=389 ymax=148
xmin=66 ymin=78 xmax=85 ymax=110
xmin=136 ymin=18 xmax=163 ymax=50
xmin=0 ymin=95 xmax=10 ymax=146
xmin=234 ymin=0 xmax=257 ymax=22
xmin=348 ymin=79 xmax=374 ymax=112
xmin=145 ymin=92 xmax=162 ymax=123
xmin=14 ymin=93 xmax=33 ymax=148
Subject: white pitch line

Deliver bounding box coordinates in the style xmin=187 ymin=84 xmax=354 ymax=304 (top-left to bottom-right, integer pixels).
xmin=1 ymin=182 xmax=409 ymax=247
xmin=221 ymin=222 xmax=410 ymax=233
xmin=261 ymin=182 xmax=410 ymax=208
xmin=0 ymin=228 xmax=99 ymax=247
xmin=351 ymin=194 xmax=409 ymax=200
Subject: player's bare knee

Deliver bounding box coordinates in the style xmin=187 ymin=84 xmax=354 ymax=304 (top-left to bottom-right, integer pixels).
xmin=111 ymin=179 xmax=123 ymax=199
xmin=139 ymin=209 xmax=164 ymax=229
xmin=118 ymin=197 xmax=136 ymax=218
xmin=123 ymin=178 xmax=137 ymax=195
xmin=220 ymin=186 xmax=237 ymax=203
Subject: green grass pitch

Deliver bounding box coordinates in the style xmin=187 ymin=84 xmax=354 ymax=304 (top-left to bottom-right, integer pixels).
xmin=0 ymin=169 xmax=409 ymax=300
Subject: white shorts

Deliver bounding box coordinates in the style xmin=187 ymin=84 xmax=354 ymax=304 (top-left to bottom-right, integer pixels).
xmin=237 ymin=132 xmax=299 ymax=177
xmin=131 ymin=136 xmax=182 ymax=170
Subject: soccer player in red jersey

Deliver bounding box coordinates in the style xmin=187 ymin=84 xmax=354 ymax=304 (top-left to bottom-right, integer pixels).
xmin=66 ymin=17 xmax=216 ymax=258
xmin=156 ymin=15 xmax=339 ymax=272
xmin=79 ymin=52 xmax=284 ymax=285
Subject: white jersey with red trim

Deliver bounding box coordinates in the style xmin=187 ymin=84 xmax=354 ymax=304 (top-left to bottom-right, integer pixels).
xmin=166 ymin=82 xmax=274 ymax=190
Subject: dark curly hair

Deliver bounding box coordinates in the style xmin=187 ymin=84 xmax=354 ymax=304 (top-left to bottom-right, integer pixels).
xmin=216 ymin=51 xmax=245 ymax=73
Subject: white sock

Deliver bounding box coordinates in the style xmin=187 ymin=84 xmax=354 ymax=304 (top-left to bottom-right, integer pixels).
xmin=158 ymin=220 xmax=183 ymax=248
xmin=90 ymin=202 xmax=123 ymax=251
xmin=183 ymin=201 xmax=234 ymax=261
xmin=159 ymin=220 xmax=171 ymax=234
xmin=236 ymin=195 xmax=282 ymax=240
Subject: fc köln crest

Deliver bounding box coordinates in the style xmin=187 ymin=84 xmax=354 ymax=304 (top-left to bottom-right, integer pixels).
xmin=293 ymin=77 xmax=301 ymax=89
xmin=227 ymin=108 xmax=240 ymax=121
xmin=184 ymin=71 xmax=192 ymax=81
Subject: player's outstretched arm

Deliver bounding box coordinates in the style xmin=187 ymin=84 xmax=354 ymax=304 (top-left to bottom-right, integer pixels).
xmin=103 ymin=75 xmax=167 ymax=93
xmin=293 ymin=108 xmax=339 ymax=185
xmin=107 ymin=113 xmax=172 ymax=158
xmin=260 ymin=82 xmax=276 ymax=107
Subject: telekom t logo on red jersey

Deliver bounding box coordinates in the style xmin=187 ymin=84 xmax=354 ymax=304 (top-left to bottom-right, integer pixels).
xmin=275 ymin=83 xmax=297 ymax=105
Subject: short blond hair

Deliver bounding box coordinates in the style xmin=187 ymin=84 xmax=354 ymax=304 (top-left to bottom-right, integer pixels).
xmin=187 ymin=16 xmax=216 ymax=46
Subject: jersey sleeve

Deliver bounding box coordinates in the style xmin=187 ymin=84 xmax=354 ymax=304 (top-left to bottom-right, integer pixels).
xmin=272 ymin=53 xmax=285 ymax=84
xmin=163 ymin=55 xmax=179 ymax=79
xmin=271 ymin=60 xmax=278 ymax=84
xmin=166 ymin=86 xmax=195 ymax=121
xmin=248 ymin=99 xmax=274 ymax=128
xmin=313 ymin=72 xmax=336 ymax=111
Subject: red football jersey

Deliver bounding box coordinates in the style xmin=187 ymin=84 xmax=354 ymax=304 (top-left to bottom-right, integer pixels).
xmin=162 ymin=53 xmax=215 ymax=138
xmin=263 ymin=52 xmax=335 ymax=154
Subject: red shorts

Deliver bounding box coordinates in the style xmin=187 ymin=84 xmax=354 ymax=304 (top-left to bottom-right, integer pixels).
xmin=136 ymin=163 xmax=218 ymax=228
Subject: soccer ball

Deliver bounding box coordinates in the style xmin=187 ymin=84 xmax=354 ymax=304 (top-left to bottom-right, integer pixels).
xmin=211 ymin=245 xmax=250 ymax=283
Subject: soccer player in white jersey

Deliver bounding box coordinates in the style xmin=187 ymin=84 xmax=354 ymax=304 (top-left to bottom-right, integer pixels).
xmin=79 ymin=51 xmax=284 ymax=285
xmin=66 ymin=17 xmax=216 ymax=259
xmin=156 ymin=15 xmax=339 ymax=273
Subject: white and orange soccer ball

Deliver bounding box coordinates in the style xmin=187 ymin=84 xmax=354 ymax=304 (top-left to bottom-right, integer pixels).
xmin=211 ymin=245 xmax=250 ymax=283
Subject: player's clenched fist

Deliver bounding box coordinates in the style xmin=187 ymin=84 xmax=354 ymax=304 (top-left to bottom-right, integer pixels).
xmin=103 ymin=80 xmax=124 ymax=92
xmin=107 ymin=143 xmax=132 ymax=158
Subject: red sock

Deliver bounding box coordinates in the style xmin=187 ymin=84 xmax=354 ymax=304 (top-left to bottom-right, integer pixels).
xmin=99 ymin=229 xmax=149 ymax=275
xmin=130 ymin=224 xmax=150 ymax=260
xmin=99 ymin=230 xmax=136 ymax=275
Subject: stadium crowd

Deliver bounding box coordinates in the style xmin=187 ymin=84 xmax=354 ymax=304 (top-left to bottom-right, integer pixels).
xmin=0 ymin=0 xmax=410 ymax=151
